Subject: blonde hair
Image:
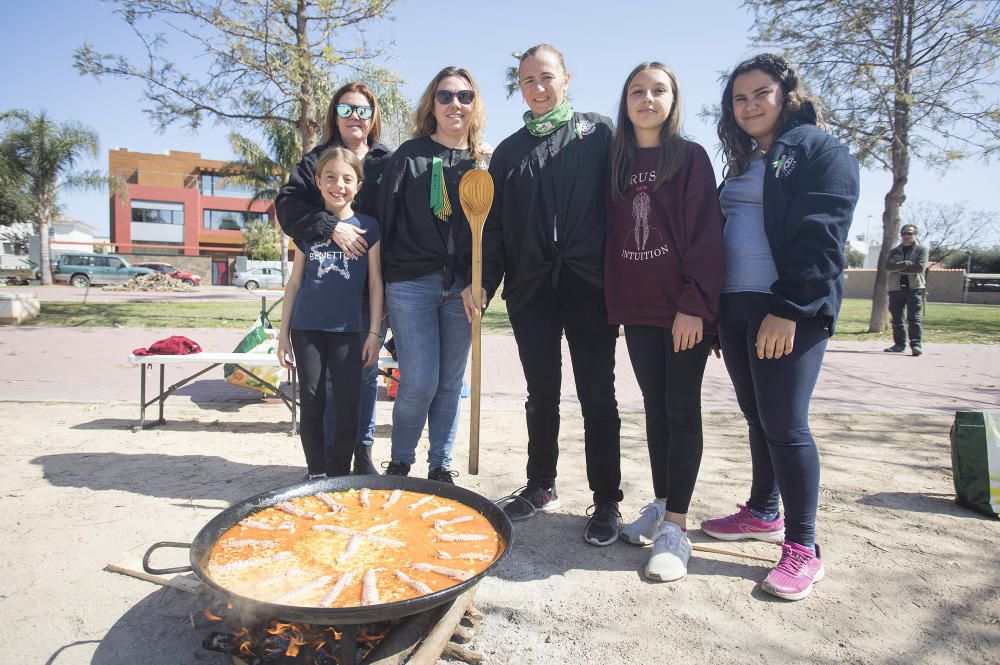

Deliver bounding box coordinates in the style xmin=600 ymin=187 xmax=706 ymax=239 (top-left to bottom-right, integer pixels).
xmin=315 ymin=146 xmax=364 ymax=182
xmin=412 ymin=67 xmax=486 ymax=161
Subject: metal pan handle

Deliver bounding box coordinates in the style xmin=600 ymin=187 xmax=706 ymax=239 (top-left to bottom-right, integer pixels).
xmin=142 ymin=541 xmax=194 ymax=575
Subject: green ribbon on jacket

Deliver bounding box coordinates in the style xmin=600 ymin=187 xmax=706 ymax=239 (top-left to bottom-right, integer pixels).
xmin=429 ymin=156 xmax=452 ymax=221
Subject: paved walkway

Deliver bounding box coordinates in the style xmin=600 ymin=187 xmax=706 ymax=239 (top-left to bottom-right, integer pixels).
xmin=1 ymin=326 xmax=996 ymax=414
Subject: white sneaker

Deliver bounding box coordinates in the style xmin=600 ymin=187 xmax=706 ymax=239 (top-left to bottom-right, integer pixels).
xmin=621 ymin=500 xmax=666 ymax=545
xmin=645 ymin=521 xmax=692 ymax=582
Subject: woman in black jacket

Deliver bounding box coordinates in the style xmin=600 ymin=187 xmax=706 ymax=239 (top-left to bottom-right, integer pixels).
xmin=700 ymin=54 xmax=860 ymax=601
xmin=376 ymin=66 xmax=492 ymax=484
xmin=275 ymin=81 xmax=392 ymax=475
xmin=488 ymin=44 xmax=623 ymax=547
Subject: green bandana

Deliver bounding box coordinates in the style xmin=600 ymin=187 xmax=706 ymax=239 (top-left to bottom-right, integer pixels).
xmin=523 ymin=100 xmax=574 ymax=137
xmin=429 ymin=156 xmax=452 ymax=221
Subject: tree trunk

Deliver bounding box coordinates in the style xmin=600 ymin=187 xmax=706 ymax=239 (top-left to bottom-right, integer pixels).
xmin=36 ymin=192 xmax=54 ymax=286
xmin=295 ymin=0 xmax=319 ymax=152
xmin=869 ymin=0 xmax=913 ymax=332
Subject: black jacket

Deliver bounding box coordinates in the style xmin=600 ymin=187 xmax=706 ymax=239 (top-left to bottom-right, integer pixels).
xmin=376 ymin=136 xmax=501 ymax=286
xmin=275 ymin=139 xmax=392 ymax=244
xmin=484 ymin=112 xmax=613 ymax=314
xmin=758 ymin=104 xmax=860 ymax=333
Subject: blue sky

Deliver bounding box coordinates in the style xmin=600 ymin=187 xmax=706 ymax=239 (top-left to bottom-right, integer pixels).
xmin=3 ymin=0 xmax=998 ymax=245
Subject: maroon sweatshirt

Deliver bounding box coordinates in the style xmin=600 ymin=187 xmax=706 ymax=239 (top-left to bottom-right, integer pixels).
xmin=605 ymin=141 xmax=724 ymax=331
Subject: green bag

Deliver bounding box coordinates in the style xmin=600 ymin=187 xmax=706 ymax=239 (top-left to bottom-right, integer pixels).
xmin=224 ymin=315 xmax=281 ymax=396
xmin=950 ymin=412 xmax=1000 ymax=518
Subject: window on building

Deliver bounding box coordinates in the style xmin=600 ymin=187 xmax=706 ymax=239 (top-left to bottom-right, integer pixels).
xmin=131 ymin=201 xmax=184 ymax=225
xmin=199 ymin=174 xmax=257 ymax=198
xmin=203 ymin=209 xmax=270 ymax=231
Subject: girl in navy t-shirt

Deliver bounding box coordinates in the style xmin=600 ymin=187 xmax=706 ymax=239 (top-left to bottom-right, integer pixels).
xmin=277 ymin=147 xmax=384 ymax=478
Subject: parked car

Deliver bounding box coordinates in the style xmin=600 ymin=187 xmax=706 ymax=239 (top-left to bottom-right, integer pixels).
xmin=53 ymin=253 xmax=154 ymax=287
xmin=136 ymin=262 xmax=203 ymax=286
xmin=233 ymin=267 xmax=283 ymax=290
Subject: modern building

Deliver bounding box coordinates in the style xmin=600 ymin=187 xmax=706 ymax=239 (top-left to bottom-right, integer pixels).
xmin=108 ymin=149 xmax=276 ymax=284
xmin=26 ymin=216 xmax=97 ymax=267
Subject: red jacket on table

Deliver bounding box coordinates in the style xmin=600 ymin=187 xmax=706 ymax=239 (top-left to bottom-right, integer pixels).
xmin=604 ymin=140 xmax=724 ymax=333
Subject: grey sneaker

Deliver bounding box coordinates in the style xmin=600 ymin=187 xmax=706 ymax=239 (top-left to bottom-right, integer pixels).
xmin=645 ymin=521 xmax=692 ymax=582
xmin=621 ymin=500 xmax=666 ymax=545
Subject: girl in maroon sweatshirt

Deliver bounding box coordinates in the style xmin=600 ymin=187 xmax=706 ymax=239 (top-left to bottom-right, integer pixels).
xmin=605 ymin=62 xmax=725 ymax=582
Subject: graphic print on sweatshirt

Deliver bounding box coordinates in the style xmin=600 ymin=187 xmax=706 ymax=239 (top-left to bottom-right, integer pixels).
xmin=621 ymin=169 xmax=669 ymax=262
xmin=309 ymin=238 xmax=352 ymax=280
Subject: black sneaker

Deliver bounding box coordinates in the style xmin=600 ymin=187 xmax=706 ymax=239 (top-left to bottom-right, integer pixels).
xmin=911 ymin=345 xmax=923 ymax=357
xmin=584 ymin=501 xmax=622 ymax=546
xmin=428 ymin=467 xmax=458 ymax=484
xmin=884 ymin=344 xmax=906 ymax=353
xmin=382 ymin=460 xmax=410 ymax=476
xmin=352 ymin=444 xmax=378 ymax=475
xmin=501 ymin=483 xmax=561 ymax=522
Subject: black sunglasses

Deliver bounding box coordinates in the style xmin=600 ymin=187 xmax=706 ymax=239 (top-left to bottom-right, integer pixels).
xmin=900 ymin=231 xmax=915 ymax=236
xmin=434 ymin=89 xmax=475 ymax=105
xmin=335 ymin=103 xmax=374 ymax=120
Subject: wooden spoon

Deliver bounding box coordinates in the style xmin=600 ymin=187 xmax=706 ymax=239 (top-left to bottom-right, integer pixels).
xmin=458 ymin=168 xmax=494 ymax=475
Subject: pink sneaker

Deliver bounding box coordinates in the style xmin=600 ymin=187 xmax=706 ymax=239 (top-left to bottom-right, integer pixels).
xmin=761 ymin=542 xmax=824 ymax=601
xmin=700 ymin=504 xmax=785 ymax=543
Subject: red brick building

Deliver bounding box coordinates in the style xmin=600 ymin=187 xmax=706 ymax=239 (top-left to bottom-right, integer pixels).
xmin=108 ymin=149 xmax=277 ymax=285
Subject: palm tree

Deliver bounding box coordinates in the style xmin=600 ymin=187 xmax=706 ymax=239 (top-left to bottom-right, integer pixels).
xmin=0 ymin=110 xmax=108 ymax=284
xmin=223 ymin=120 xmax=302 ymax=285
xmin=504 ymin=52 xmax=523 ymax=99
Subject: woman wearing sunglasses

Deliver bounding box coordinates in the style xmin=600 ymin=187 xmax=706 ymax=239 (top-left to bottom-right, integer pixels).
xmin=376 ymin=66 xmax=498 ymax=484
xmin=485 ymin=44 xmax=624 ymax=547
xmin=276 ymin=82 xmax=392 ymax=476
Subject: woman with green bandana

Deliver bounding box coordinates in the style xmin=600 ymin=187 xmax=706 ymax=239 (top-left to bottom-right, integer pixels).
xmin=488 ymin=44 xmax=624 ymax=546
xmin=376 ymin=66 xmax=501 ymax=484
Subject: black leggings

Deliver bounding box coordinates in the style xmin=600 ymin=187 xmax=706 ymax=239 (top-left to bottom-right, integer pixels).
xmin=291 ymin=329 xmax=363 ymax=476
xmin=624 ymin=325 xmax=711 ymax=515
xmin=718 ymin=292 xmax=828 ymax=548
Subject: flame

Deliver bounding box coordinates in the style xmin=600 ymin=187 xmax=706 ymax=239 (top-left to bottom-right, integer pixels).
xmin=203 ymin=608 xmax=222 ymax=622
xmin=285 ymin=632 xmax=306 ymax=657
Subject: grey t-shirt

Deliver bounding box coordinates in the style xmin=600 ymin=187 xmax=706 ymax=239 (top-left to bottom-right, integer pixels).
xmin=720 ymin=154 xmax=779 ymax=294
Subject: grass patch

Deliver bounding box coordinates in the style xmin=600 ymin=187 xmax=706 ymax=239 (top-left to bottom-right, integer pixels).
xmin=835 ymin=298 xmax=1000 ymax=344
xmin=28 ymin=301 xmax=272 ymax=329
xmin=30 ymin=295 xmax=515 ymax=333
xmin=28 ymin=297 xmax=999 ymax=344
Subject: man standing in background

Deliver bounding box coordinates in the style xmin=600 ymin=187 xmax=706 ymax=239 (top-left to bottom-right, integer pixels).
xmin=884 ymin=224 xmax=929 ymax=356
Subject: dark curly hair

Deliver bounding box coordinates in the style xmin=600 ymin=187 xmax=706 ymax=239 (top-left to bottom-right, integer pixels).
xmin=717 ymin=53 xmax=822 ymax=178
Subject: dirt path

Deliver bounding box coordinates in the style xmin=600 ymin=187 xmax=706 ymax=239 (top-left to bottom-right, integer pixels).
xmin=1 ymin=401 xmax=996 ymax=664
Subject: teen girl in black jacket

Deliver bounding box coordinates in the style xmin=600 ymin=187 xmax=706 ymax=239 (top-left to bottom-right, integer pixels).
xmin=700 ymin=54 xmax=859 ymax=602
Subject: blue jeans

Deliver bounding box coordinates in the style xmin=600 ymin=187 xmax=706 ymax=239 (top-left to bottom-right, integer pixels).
xmin=324 ymin=319 xmax=388 ymax=448
xmin=385 ymin=271 xmax=471 ymax=469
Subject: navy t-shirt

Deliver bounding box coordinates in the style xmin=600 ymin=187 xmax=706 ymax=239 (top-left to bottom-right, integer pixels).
xmin=291 ymin=212 xmax=380 ymax=332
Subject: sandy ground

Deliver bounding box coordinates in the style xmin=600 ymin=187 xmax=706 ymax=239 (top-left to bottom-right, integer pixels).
xmin=1 ymin=398 xmax=997 ymax=665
